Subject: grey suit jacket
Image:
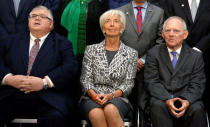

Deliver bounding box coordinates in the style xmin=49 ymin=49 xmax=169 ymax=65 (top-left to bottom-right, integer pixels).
xmin=118 ymin=2 xmax=164 ymax=110
xmin=144 ymin=43 xmax=206 ymax=104
xmin=118 ymin=2 xmax=164 ymax=58
xmin=80 ymin=40 xmax=138 ymax=101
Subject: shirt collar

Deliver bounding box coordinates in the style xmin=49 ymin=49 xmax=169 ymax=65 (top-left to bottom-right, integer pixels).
xmin=132 ymin=1 xmax=148 ymax=9
xmin=167 ymin=46 xmax=182 ymax=55
xmin=30 ymin=32 xmax=50 ymax=42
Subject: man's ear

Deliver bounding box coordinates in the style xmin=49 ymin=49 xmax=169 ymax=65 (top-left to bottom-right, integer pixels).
xmin=183 ymin=30 xmax=189 ymax=40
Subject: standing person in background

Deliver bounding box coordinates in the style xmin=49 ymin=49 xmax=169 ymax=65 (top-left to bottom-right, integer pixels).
xmin=109 ymin=0 xmax=132 ymax=9
xmin=165 ymin=0 xmax=210 ymax=116
xmin=144 ymin=16 xmax=207 ymax=127
xmin=86 ymin=0 xmax=109 ymax=46
xmin=61 ymin=0 xmax=92 ymax=57
xmin=0 ymin=0 xmax=60 ymax=38
xmin=54 ymin=0 xmax=71 ymax=36
xmin=117 ymin=0 xmax=164 ymax=123
xmin=0 ymin=6 xmax=77 ymax=127
xmin=80 ymin=9 xmax=138 ymax=127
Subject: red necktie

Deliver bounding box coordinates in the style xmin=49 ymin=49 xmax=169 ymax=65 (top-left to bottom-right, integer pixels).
xmin=136 ymin=6 xmax=142 ymax=33
xmin=27 ymin=39 xmax=40 ymax=75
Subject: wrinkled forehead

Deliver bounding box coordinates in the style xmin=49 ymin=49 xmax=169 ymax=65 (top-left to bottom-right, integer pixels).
xmin=105 ymin=14 xmax=120 ymax=20
xmin=164 ymin=19 xmax=184 ymax=30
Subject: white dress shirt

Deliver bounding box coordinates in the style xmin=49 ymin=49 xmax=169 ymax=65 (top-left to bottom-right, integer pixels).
xmin=188 ymin=0 xmax=200 ymax=9
xmin=2 ymin=33 xmax=54 ymax=88
xmin=167 ymin=46 xmax=182 ymax=61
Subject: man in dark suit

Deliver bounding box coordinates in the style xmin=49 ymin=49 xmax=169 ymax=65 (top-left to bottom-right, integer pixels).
xmin=0 ymin=0 xmax=60 ymax=37
xmin=165 ymin=0 xmax=210 ymax=116
xmin=117 ymin=0 xmax=164 ymax=114
xmin=0 ymin=6 xmax=77 ymax=127
xmin=144 ymin=16 xmax=207 ymax=127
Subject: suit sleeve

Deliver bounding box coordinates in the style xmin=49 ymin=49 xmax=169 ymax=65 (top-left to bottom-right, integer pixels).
xmin=80 ymin=46 xmax=95 ymax=94
xmin=117 ymin=50 xmax=138 ymax=96
xmin=155 ymin=9 xmax=164 ymax=45
xmin=46 ymin=39 xmax=78 ymax=90
xmin=144 ymin=50 xmax=172 ymax=100
xmin=179 ymin=53 xmax=206 ymax=103
xmin=195 ymin=34 xmax=210 ymax=53
xmin=0 ymin=37 xmax=13 ymax=80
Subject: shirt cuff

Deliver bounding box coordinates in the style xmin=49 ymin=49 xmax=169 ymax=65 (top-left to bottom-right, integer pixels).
xmin=45 ymin=76 xmax=54 ymax=88
xmin=1 ymin=73 xmax=13 ymax=85
xmin=193 ymin=47 xmax=202 ymax=52
xmin=140 ymin=58 xmax=145 ymax=64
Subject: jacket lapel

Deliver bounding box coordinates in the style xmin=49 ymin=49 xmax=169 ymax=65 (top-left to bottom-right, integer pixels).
xmin=160 ymin=45 xmax=173 ymax=74
xmin=125 ymin=2 xmax=139 ymax=35
xmin=17 ymin=0 xmax=26 ymax=18
xmin=179 ymin=0 xmax=194 ymax=24
xmin=95 ymin=40 xmax=109 ymax=68
xmin=193 ymin=0 xmax=205 ymax=24
xmin=172 ymin=43 xmax=190 ymax=75
xmin=109 ymin=42 xmax=128 ymax=69
xmin=8 ymin=0 xmax=16 ymax=17
xmin=30 ymin=33 xmax=53 ymax=73
xmin=141 ymin=3 xmax=153 ymax=35
xmin=20 ymin=33 xmax=30 ymax=73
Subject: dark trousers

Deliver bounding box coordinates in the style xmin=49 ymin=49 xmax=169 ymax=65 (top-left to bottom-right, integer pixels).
xmin=0 ymin=91 xmax=66 ymax=127
xmin=150 ymin=97 xmax=208 ymax=127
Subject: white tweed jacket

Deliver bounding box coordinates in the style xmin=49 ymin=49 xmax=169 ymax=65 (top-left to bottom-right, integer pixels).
xmin=80 ymin=40 xmax=138 ymax=98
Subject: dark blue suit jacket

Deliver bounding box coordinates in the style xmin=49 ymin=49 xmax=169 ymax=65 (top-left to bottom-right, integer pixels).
xmin=0 ymin=31 xmax=78 ymax=115
xmin=0 ymin=0 xmax=60 ymax=37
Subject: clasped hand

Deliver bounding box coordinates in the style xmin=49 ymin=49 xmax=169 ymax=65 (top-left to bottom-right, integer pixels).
xmin=94 ymin=94 xmax=111 ymax=106
xmin=165 ymin=97 xmax=190 ymax=118
xmin=5 ymin=75 xmax=44 ymax=94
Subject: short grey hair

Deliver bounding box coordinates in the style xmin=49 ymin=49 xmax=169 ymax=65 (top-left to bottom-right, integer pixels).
xmin=99 ymin=9 xmax=126 ymax=32
xmin=29 ymin=5 xmax=54 ymax=21
xmin=163 ymin=16 xmax=187 ymax=30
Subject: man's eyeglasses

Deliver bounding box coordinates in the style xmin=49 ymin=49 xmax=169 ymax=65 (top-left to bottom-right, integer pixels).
xmin=163 ymin=29 xmax=184 ymax=34
xmin=29 ymin=14 xmax=52 ymax=21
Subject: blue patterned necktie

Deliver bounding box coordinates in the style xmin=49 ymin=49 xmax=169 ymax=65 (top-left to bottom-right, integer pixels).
xmin=171 ymin=51 xmax=177 ymax=69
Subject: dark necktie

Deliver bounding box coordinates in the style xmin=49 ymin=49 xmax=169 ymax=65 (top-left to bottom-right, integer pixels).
xmin=171 ymin=51 xmax=177 ymax=69
xmin=136 ymin=6 xmax=142 ymax=33
xmin=27 ymin=39 xmax=40 ymax=75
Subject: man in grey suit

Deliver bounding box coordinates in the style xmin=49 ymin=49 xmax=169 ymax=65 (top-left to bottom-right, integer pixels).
xmin=117 ymin=0 xmax=164 ymax=114
xmin=144 ymin=16 xmax=207 ymax=127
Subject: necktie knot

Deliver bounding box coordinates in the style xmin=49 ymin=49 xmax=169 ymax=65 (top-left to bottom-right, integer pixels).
xmin=136 ymin=6 xmax=142 ymax=11
xmin=171 ymin=51 xmax=177 ymax=56
xmin=35 ymin=38 xmax=40 ymax=45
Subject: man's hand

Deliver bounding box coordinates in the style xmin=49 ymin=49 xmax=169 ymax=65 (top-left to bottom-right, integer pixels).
xmin=165 ymin=97 xmax=190 ymax=118
xmin=20 ymin=76 xmax=44 ymax=94
xmin=4 ymin=75 xmax=27 ymax=89
xmin=175 ymin=98 xmax=190 ymax=118
xmin=137 ymin=59 xmax=144 ymax=71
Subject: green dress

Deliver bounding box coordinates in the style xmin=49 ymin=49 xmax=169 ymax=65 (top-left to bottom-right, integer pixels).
xmin=61 ymin=0 xmax=91 ymax=56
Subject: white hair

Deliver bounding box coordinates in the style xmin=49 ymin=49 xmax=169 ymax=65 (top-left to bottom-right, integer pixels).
xmin=99 ymin=9 xmax=126 ymax=33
